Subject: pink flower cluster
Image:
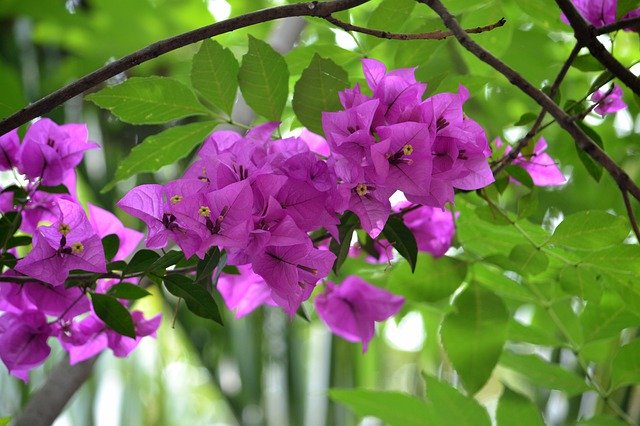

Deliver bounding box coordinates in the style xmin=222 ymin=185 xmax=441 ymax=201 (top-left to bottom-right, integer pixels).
xmin=0 ymin=120 xmax=159 ymax=381
xmin=561 ymin=0 xmax=640 ymax=29
xmin=119 ymin=59 xmax=494 ymax=349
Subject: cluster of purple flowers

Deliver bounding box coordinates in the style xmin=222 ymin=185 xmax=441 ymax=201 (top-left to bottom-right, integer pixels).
xmin=0 ymin=120 xmax=160 ymax=381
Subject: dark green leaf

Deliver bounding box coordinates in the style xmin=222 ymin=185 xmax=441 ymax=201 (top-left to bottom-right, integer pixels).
xmin=389 ymin=255 xmax=467 ymax=303
xmin=496 ymin=387 xmax=545 ymax=426
xmin=163 ymin=274 xmax=222 ymax=324
xmin=123 ymin=249 xmax=160 ymax=275
xmin=101 ymin=234 xmax=120 ymax=262
xmin=588 ymin=70 xmax=614 ymax=94
xmin=441 ymin=284 xmax=509 ymax=394
xmin=38 ymin=184 xmax=70 ymax=194
xmin=149 ymin=250 xmax=185 ymax=273
xmin=191 ymin=39 xmax=239 ymax=115
xmin=505 ymin=165 xmax=534 ymax=188
xmin=292 ymin=54 xmax=349 ymax=134
xmin=90 ymin=293 xmax=136 ymax=338
xmin=549 ymin=211 xmax=629 ymax=250
xmin=103 ymin=122 xmax=214 ymax=192
xmin=107 ymin=260 xmax=127 ymax=271
xmin=195 ymin=247 xmax=221 ymax=288
xmin=514 ymin=112 xmax=538 ymax=126
xmin=329 ymin=212 xmax=359 ymax=274
xmin=6 ymin=235 xmax=31 ymax=249
xmin=576 ymin=145 xmax=603 ymax=182
xmin=0 ymin=253 xmax=17 ymax=269
xmin=238 ymin=36 xmax=289 ymax=121
xmin=107 ymin=282 xmax=151 ymax=300
xmin=571 ymin=54 xmax=605 ymax=72
xmin=617 ymin=0 xmax=640 ymax=18
xmin=86 ymin=76 xmax=209 ymax=124
xmin=500 ymin=351 xmax=590 ymax=395
xmin=0 ymin=213 xmax=21 ymax=246
xmin=382 ymin=216 xmax=418 ymax=272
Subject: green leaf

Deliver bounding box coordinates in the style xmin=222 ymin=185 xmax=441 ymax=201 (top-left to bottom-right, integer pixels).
xmin=588 ymin=70 xmax=614 ymax=94
xmin=441 ymin=284 xmax=509 ymax=394
xmin=86 ymin=76 xmax=209 ymax=124
xmin=496 ymin=387 xmax=545 ymax=426
xmin=365 ymin=0 xmax=416 ymax=49
xmin=107 ymin=282 xmax=151 ymax=300
xmin=473 ymin=263 xmax=536 ymax=303
xmin=6 ymin=235 xmax=31 ymax=249
xmin=103 ymin=121 xmax=214 ymax=192
xmin=292 ymin=54 xmax=349 ymax=134
xmin=423 ymin=375 xmax=491 ymax=426
xmin=90 ymin=293 xmax=136 ymax=338
xmin=559 ymin=265 xmax=603 ymax=302
xmin=571 ymin=54 xmax=605 ymax=72
xmin=329 ymin=211 xmax=359 ymax=274
xmin=382 ymin=216 xmax=418 ymax=272
xmin=101 ymin=234 xmax=120 ymax=262
xmin=389 ymin=254 xmax=467 ymax=303
xmin=548 ymin=211 xmax=629 ymax=250
xmin=580 ymin=291 xmax=640 ymax=343
xmin=191 ymin=39 xmax=239 ymax=115
xmin=514 ymin=112 xmax=538 ymax=126
xmin=582 ymin=245 xmax=640 ymax=275
xmin=149 ymin=250 xmax=185 ymax=273
xmin=500 ymin=351 xmax=590 ymax=396
xmin=238 ymin=36 xmax=289 ymax=121
xmin=163 ymin=274 xmax=222 ymax=324
xmin=0 ymin=212 xmax=21 ymax=246
xmin=517 ymin=190 xmax=538 ymax=220
xmin=508 ymin=320 xmax=562 ymax=346
xmin=575 ymin=143 xmax=603 ymax=182
xmin=610 ymin=339 xmax=640 ymax=390
xmin=39 ymin=184 xmax=70 ymax=194
xmin=617 ymin=0 xmax=640 ymax=18
xmin=579 ymin=415 xmax=628 ymax=426
xmin=0 ymin=253 xmax=16 ymax=269
xmin=195 ymin=247 xmax=221 ymax=288
xmin=508 ymin=244 xmax=549 ymax=276
xmin=505 ymin=165 xmax=534 ymax=188
xmin=123 ymin=249 xmax=161 ymax=275
xmin=329 ymin=389 xmax=434 ymax=426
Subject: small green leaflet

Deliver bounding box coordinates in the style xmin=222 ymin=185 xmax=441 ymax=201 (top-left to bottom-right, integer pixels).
xmin=191 ymin=39 xmax=239 ymax=115
xmin=238 ymin=36 xmax=289 ymax=121
xmin=107 ymin=283 xmax=151 ymax=300
xmin=329 ymin=212 xmax=359 ymax=274
xmin=292 ymin=54 xmax=349 ymax=134
xmin=163 ymin=274 xmax=222 ymax=325
xmin=90 ymin=293 xmax=136 ymax=338
xmin=496 ymin=387 xmax=545 ymax=426
xmin=87 ymin=76 xmax=209 ymax=124
xmin=101 ymin=234 xmax=120 ymax=262
xmin=102 ymin=121 xmax=214 ymax=192
xmin=382 ymin=216 xmax=418 ymax=272
xmin=610 ymin=339 xmax=640 ymax=391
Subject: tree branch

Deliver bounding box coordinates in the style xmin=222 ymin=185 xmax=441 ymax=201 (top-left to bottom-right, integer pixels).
xmin=596 ymin=15 xmax=640 ymax=34
xmin=323 ymin=15 xmax=506 ymax=40
xmin=0 ymin=0 xmax=371 ymax=135
xmin=420 ymin=0 xmax=640 ymax=205
xmin=555 ymin=0 xmax=640 ymax=96
xmin=622 ymin=190 xmax=640 ymax=243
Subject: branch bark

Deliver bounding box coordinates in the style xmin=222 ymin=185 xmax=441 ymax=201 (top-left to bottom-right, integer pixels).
xmin=0 ymin=0 xmax=371 ymax=135
xmin=555 ymin=0 xmax=640 ymax=96
xmin=420 ymin=0 xmax=640 ymax=204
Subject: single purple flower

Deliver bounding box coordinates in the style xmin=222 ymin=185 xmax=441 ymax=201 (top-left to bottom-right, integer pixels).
xmin=22 ymin=282 xmax=90 ymax=318
xmin=0 ymin=129 xmax=20 ymax=171
xmin=0 ymin=310 xmax=52 ymax=381
xmin=322 ymin=99 xmax=379 ymax=162
xmin=88 ymin=203 xmax=143 ymax=260
xmin=314 ymin=276 xmax=404 ymax=351
xmin=591 ymin=85 xmax=627 ymax=116
xmin=18 ymin=118 xmax=98 ymax=186
xmin=513 ymin=138 xmax=566 ymax=186
xmin=15 ymin=198 xmax=107 ymax=286
xmin=561 ymin=0 xmax=617 ymax=27
xmin=395 ymin=201 xmax=457 ymax=257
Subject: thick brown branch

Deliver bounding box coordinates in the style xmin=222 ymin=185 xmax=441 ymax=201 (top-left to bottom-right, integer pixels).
xmin=421 ymin=0 xmax=640 ymax=205
xmin=596 ymin=15 xmax=640 ymax=35
xmin=555 ymin=0 xmax=640 ymax=96
xmin=323 ymin=15 xmax=506 ymax=40
xmin=0 ymin=0 xmax=371 ymax=135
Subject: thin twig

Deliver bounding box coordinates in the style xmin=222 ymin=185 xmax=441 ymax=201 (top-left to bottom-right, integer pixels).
xmin=420 ymin=0 xmax=640 ymax=205
xmin=622 ymin=190 xmax=640 ymax=242
xmin=323 ymin=15 xmax=506 ymax=40
xmin=493 ymin=43 xmax=582 ymax=175
xmin=596 ymin=15 xmax=640 ymax=35
xmin=555 ymin=0 xmax=640 ymax=96
xmin=0 ymin=0 xmax=372 ymax=135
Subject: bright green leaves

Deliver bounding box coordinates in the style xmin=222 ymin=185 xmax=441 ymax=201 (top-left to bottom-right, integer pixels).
xmin=191 ymin=39 xmax=239 ymax=115
xmin=508 ymin=244 xmax=549 ymax=276
xmin=496 ymin=388 xmax=545 ymax=426
xmin=422 ymin=376 xmax=491 ymax=426
xmin=441 ymin=284 xmax=509 ymax=394
xmin=548 ymin=211 xmax=629 ymax=250
xmin=90 ymin=293 xmax=136 ymax=338
xmin=292 ymin=54 xmax=349 ymax=134
xmin=102 ymin=121 xmax=214 ymax=192
xmin=238 ymin=36 xmax=289 ymax=121
xmin=389 ymin=255 xmax=466 ymax=303
xmin=87 ymin=76 xmax=209 ymax=124
xmin=610 ymin=339 xmax=640 ymax=390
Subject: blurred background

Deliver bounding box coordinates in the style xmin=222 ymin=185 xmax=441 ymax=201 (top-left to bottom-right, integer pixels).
xmin=1 ymin=0 xmax=639 ymax=425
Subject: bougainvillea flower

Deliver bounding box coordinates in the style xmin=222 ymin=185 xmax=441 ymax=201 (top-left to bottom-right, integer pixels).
xmin=22 ymin=282 xmax=90 ymax=318
xmin=60 ymin=310 xmax=161 ymax=365
xmin=590 ymin=85 xmax=627 ymax=116
xmin=314 ymin=276 xmax=404 ymax=351
xmin=298 ymin=129 xmax=331 ymax=157
xmin=252 ymin=243 xmax=335 ymax=317
xmin=217 ymin=265 xmax=277 ymax=318
xmin=88 ymin=203 xmax=143 ymax=260
xmin=622 ymin=7 xmax=640 ymax=31
xmin=18 ymin=118 xmax=98 ymax=186
xmin=322 ymin=99 xmax=379 ymax=161
xmin=0 ymin=129 xmax=20 ymax=171
xmin=561 ymin=0 xmax=616 ymax=27
xmin=0 ymin=310 xmax=52 ymax=381
xmin=116 ymin=182 xmax=203 ymax=257
xmin=395 ymin=202 xmax=457 ymax=257
xmin=276 ymin=179 xmax=338 ymax=234
xmin=496 ymin=138 xmax=566 ymax=187
xmin=15 ymin=198 xmax=107 ymax=286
